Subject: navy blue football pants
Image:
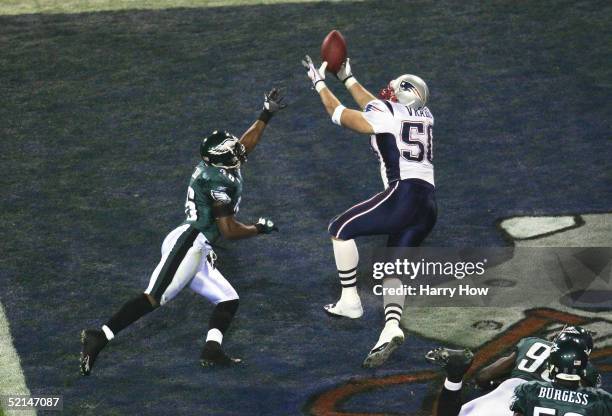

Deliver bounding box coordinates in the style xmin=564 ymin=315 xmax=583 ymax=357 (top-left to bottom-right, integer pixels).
xmin=328 ymin=179 xmax=437 ymax=247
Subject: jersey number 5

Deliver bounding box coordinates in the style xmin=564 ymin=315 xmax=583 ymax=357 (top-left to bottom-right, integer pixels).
xmin=185 ymin=187 xmax=198 ymax=221
xmin=400 ymin=121 xmax=433 ymax=163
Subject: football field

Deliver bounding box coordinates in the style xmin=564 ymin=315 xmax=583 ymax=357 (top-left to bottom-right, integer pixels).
xmin=1 ymin=0 xmax=611 ymax=414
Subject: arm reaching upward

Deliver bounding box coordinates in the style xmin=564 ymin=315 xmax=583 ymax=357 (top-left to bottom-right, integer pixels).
xmin=239 ymin=120 xmax=266 ymax=155
xmin=302 ymin=55 xmax=374 ymax=135
xmin=240 ymin=88 xmax=286 ymax=154
xmin=335 ymin=58 xmax=376 ymax=110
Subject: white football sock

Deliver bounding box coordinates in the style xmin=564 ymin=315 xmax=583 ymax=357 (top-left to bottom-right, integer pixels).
xmin=101 ymin=325 xmax=115 ymax=341
xmin=444 ymin=378 xmax=463 ymax=391
xmin=383 ymin=277 xmax=404 ymax=326
xmin=332 ymin=238 xmax=360 ymax=303
xmin=206 ymin=328 xmax=223 ymax=345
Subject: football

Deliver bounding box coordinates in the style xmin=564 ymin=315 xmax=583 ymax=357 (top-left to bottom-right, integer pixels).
xmin=320 ymin=30 xmax=347 ymax=73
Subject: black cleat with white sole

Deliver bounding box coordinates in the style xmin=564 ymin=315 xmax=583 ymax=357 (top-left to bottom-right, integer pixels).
xmin=425 ymin=347 xmax=474 ymax=382
xmin=362 ymin=335 xmax=404 ymax=368
xmin=200 ymin=341 xmax=242 ymax=368
xmin=80 ymin=329 xmax=108 ymax=376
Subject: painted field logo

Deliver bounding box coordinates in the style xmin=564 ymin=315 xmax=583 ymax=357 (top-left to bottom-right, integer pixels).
xmin=305 ymin=308 xmax=611 ymax=416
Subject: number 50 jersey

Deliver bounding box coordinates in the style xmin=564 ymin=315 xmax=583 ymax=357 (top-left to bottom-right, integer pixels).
xmin=362 ymin=99 xmax=434 ymax=188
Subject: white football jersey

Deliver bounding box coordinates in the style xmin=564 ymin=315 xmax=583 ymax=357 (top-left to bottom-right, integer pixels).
xmin=362 ymin=99 xmax=434 ymax=188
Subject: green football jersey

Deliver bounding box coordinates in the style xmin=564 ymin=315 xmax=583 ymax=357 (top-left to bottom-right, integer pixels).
xmin=182 ymin=161 xmax=242 ymax=241
xmin=511 ymin=337 xmax=555 ymax=382
xmin=510 ymin=380 xmax=612 ymax=416
xmin=510 ymin=337 xmax=600 ymax=387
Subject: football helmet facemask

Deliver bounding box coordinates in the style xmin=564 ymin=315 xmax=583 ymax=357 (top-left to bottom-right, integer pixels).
xmin=379 ymin=74 xmax=429 ymax=109
xmin=200 ymin=130 xmax=247 ymax=169
xmin=548 ymin=336 xmax=589 ymax=382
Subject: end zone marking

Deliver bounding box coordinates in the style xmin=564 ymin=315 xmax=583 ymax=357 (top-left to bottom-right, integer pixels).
xmin=0 ymin=303 xmax=36 ymax=416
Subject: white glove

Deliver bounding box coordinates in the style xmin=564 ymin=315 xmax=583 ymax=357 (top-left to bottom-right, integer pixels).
xmin=301 ymin=55 xmax=328 ymax=92
xmin=336 ymin=58 xmax=357 ymax=88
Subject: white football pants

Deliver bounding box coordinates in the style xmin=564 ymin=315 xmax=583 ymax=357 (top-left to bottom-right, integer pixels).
xmin=144 ymin=224 xmax=238 ymax=306
xmin=458 ymin=378 xmax=526 ymax=416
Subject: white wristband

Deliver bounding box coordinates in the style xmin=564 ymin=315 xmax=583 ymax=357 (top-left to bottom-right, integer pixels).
xmin=444 ymin=379 xmax=463 ymax=391
xmin=344 ymin=76 xmax=357 ymax=89
xmin=331 ymin=105 xmax=346 ymax=126
xmin=315 ymin=81 xmax=326 ymax=93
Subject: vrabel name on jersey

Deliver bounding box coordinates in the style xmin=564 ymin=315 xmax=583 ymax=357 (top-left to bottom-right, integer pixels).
xmin=362 ymin=99 xmax=434 ymax=188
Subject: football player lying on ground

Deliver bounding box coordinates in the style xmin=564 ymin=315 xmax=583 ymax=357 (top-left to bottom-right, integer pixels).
xmin=80 ymin=89 xmax=286 ymax=375
xmin=426 ymin=326 xmax=601 ymax=416
xmin=302 ymin=55 xmax=437 ymax=367
xmin=510 ymin=337 xmax=611 ymax=416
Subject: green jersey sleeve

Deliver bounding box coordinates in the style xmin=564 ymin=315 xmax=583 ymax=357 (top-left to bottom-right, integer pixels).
xmin=591 ymin=388 xmax=612 ymax=416
xmin=509 ymin=381 xmax=531 ymax=414
xmin=584 ymin=362 xmax=602 ymax=388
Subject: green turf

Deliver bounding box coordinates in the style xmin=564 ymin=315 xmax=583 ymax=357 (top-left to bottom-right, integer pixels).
xmin=0 ymin=0 xmax=349 ymax=16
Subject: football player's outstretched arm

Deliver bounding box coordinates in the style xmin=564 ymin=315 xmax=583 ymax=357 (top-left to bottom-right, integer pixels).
xmin=335 ymin=58 xmax=377 ymax=110
xmin=239 ymin=88 xmax=286 ymax=154
xmin=318 ymin=88 xmax=373 ymax=134
xmin=214 ymin=203 xmax=277 ymax=240
xmin=474 ymin=351 xmax=516 ymax=388
xmin=239 ymin=120 xmax=266 ymax=155
xmin=302 ymin=55 xmax=373 ymax=135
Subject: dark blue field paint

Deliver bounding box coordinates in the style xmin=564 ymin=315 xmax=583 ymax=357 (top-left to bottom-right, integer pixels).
xmin=0 ymin=1 xmax=610 ymax=415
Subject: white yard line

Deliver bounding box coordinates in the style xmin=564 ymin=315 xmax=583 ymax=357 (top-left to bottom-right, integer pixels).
xmin=0 ymin=0 xmax=361 ymax=16
xmin=0 ymin=302 xmax=36 ymax=416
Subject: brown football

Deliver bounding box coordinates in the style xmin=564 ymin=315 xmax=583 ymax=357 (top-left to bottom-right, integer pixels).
xmin=320 ymin=30 xmax=347 ymax=73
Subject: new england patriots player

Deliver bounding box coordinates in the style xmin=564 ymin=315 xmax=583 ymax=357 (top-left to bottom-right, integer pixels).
xmin=302 ymin=55 xmax=436 ymax=367
xmin=80 ymin=89 xmax=285 ymax=375
xmin=426 ymin=326 xmax=601 ymax=416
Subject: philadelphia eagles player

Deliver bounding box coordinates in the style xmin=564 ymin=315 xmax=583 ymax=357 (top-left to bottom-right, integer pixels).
xmin=426 ymin=326 xmax=601 ymax=416
xmin=511 ymin=337 xmax=611 ymax=416
xmin=80 ymin=88 xmax=286 ymax=375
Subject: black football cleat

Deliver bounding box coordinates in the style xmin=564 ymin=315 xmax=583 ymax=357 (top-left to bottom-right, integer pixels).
xmin=362 ymin=324 xmax=405 ymax=368
xmin=200 ymin=341 xmax=242 ymax=368
xmin=80 ymin=329 xmax=108 ymax=376
xmin=425 ymin=347 xmax=474 ymax=382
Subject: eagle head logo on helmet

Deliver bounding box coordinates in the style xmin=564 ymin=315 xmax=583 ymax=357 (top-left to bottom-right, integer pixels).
xmin=379 ymin=74 xmax=429 ymax=109
xmin=200 ymin=130 xmax=247 ymax=169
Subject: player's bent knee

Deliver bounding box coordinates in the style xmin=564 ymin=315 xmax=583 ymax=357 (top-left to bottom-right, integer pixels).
xmin=216 ymin=298 xmax=239 ymax=315
xmin=328 ymin=219 xmax=344 ymax=239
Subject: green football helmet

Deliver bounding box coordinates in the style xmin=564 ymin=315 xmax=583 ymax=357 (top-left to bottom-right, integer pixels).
xmin=548 ymin=336 xmax=589 ymax=382
xmin=556 ymin=326 xmax=594 ymax=355
xmin=200 ymin=130 xmax=247 ymax=168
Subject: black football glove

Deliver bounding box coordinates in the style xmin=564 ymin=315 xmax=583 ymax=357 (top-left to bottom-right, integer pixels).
xmin=264 ymin=88 xmax=286 ymax=113
xmin=255 ymin=217 xmax=278 ymax=234
xmin=259 ymin=88 xmax=286 ymax=123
